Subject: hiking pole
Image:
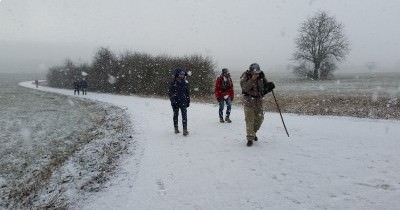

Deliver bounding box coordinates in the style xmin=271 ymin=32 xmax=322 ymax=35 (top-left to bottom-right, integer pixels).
xmin=271 ymin=90 xmax=290 ymax=137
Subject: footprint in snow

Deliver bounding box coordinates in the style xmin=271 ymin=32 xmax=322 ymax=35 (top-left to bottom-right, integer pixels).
xmin=156 ymin=179 xmax=167 ymax=195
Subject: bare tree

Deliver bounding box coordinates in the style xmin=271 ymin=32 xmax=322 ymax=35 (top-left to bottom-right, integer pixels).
xmin=90 ymin=47 xmax=119 ymax=92
xmin=294 ymin=11 xmax=349 ymax=80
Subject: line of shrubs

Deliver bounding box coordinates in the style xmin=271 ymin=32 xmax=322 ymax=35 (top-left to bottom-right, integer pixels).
xmin=46 ymin=47 xmax=216 ymax=97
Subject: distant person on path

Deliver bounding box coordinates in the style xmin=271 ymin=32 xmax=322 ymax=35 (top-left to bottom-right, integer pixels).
xmin=73 ymin=80 xmax=80 ymax=95
xmin=80 ymin=78 xmax=88 ymax=95
xmin=34 ymin=80 xmax=39 ymax=88
xmin=214 ymin=68 xmax=234 ymax=123
xmin=168 ymin=68 xmax=190 ymax=136
xmin=240 ymin=63 xmax=275 ymax=147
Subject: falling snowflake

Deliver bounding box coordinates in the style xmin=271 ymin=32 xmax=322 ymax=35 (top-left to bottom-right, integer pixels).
xmin=20 ymin=127 xmax=31 ymax=142
xmin=108 ymin=74 xmax=117 ymax=84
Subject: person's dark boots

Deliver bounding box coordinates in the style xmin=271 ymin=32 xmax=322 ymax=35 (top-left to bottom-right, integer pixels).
xmin=174 ymin=127 xmax=180 ymax=134
xmin=246 ymin=140 xmax=253 ymax=147
xmin=183 ymin=128 xmax=189 ymax=136
xmin=225 ymin=116 xmax=232 ymax=123
xmin=219 ymin=117 xmax=224 ymax=123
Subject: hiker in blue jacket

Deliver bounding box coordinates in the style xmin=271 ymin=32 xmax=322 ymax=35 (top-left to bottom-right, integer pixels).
xmin=168 ymin=68 xmax=190 ymax=136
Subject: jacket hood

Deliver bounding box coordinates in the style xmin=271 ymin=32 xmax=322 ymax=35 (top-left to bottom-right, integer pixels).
xmin=174 ymin=68 xmax=185 ymax=78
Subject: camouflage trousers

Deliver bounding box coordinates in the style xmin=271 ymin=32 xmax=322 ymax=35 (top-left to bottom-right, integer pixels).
xmin=244 ymin=106 xmax=264 ymax=141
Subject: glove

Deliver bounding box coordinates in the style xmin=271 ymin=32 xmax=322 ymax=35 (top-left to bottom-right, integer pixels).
xmin=187 ymin=103 xmax=190 ymax=108
xmin=269 ymin=82 xmax=275 ymax=90
xmin=263 ymin=82 xmax=275 ymax=95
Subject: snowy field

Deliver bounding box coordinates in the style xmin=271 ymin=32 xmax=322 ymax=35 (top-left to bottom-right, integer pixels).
xmin=17 ymin=79 xmax=400 ymax=210
xmin=0 ymin=75 xmax=133 ymax=209
xmin=231 ymin=71 xmax=400 ymax=96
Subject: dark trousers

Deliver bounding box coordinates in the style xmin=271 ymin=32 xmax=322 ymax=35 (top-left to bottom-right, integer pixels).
xmin=74 ymin=89 xmax=80 ymax=95
xmin=81 ymin=88 xmax=87 ymax=95
xmin=218 ymin=98 xmax=232 ymax=118
xmin=172 ymin=105 xmax=187 ymax=129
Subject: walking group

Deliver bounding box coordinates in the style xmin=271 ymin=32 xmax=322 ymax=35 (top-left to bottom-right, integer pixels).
xmin=169 ymin=63 xmax=275 ymax=147
xmin=73 ymin=78 xmax=88 ymax=95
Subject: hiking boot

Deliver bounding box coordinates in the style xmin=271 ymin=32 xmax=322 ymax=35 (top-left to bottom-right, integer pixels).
xmin=219 ymin=117 xmax=225 ymax=123
xmin=174 ymin=127 xmax=180 ymax=134
xmin=246 ymin=140 xmax=253 ymax=147
xmin=254 ymin=136 xmax=258 ymax=141
xmin=183 ymin=129 xmax=189 ymax=136
xmin=225 ymin=116 xmax=232 ymax=123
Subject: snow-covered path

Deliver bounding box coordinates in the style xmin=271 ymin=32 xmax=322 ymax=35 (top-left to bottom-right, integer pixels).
xmin=20 ymin=82 xmax=400 ymax=210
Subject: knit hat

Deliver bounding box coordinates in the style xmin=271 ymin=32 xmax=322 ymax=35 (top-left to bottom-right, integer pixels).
xmin=249 ymin=63 xmax=261 ymax=73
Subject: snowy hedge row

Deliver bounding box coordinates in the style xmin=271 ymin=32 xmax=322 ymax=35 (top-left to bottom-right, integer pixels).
xmin=46 ymin=47 xmax=216 ymax=97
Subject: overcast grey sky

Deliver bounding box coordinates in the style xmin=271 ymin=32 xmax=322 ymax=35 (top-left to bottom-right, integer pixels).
xmin=1 ymin=0 xmax=400 ymax=73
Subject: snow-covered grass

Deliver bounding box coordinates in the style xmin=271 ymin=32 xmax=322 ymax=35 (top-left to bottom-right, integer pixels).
xmin=0 ymin=76 xmax=134 ymax=209
xmin=231 ymin=71 xmax=400 ymax=94
xmin=17 ymin=80 xmax=400 ymax=210
xmin=231 ymin=71 xmax=400 ymax=120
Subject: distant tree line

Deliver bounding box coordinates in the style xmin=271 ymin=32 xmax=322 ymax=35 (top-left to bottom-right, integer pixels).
xmin=47 ymin=47 xmax=216 ymax=97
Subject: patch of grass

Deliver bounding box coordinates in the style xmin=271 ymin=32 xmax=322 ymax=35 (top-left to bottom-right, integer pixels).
xmin=1 ymin=97 xmax=133 ymax=209
xmin=262 ymin=91 xmax=400 ymax=120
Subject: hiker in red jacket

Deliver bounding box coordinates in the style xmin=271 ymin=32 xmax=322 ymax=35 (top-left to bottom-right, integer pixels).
xmin=214 ymin=68 xmax=234 ymax=123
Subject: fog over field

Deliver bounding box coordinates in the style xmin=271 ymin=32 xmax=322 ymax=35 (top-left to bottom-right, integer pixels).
xmin=1 ymin=0 xmax=400 ymax=73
